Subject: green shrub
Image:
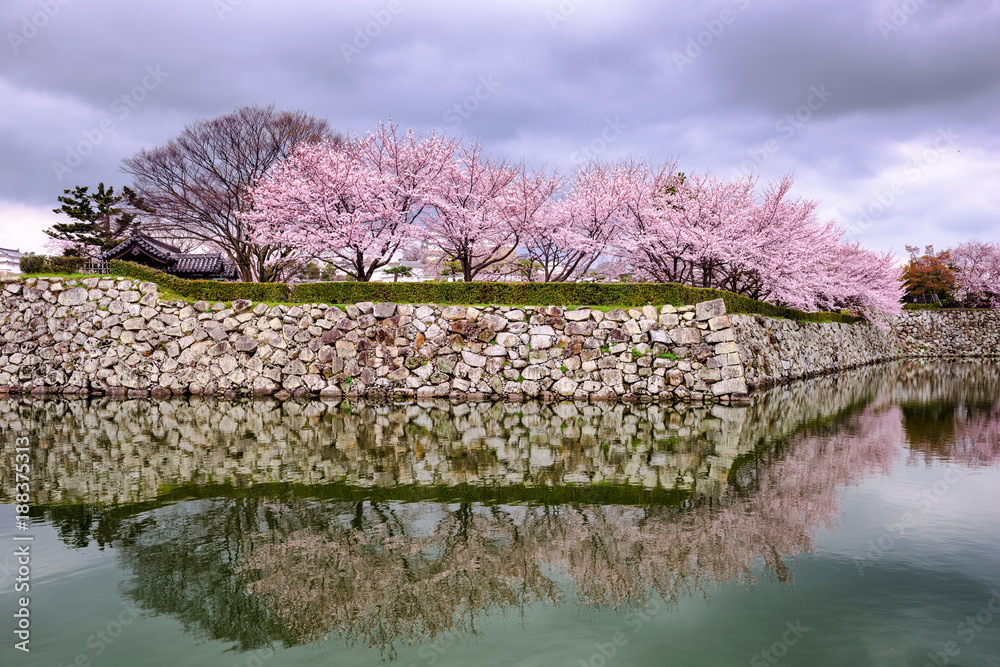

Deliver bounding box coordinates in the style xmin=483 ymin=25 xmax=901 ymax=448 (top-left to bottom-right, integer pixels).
xmin=19 ymin=254 xmax=46 ymax=273
xmin=109 ymin=261 xmax=290 ymax=302
xmin=291 ymin=281 xmax=860 ymax=324
xmin=903 ymin=303 xmax=942 ymax=310
xmin=48 ymin=256 xmax=90 ymax=274
xmin=30 ymin=265 xmax=861 ymax=324
xmin=19 ymin=255 xmax=90 ymax=274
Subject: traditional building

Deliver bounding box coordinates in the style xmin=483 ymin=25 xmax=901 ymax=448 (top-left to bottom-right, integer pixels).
xmin=100 ymin=234 xmax=237 ymax=280
xmin=0 ymin=247 xmax=22 ymax=274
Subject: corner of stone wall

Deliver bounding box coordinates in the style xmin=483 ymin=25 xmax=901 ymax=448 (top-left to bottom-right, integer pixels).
xmin=693 ymin=299 xmax=750 ymax=403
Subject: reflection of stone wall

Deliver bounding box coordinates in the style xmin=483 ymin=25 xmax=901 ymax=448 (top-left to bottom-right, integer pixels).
xmin=111 ymin=402 xmax=906 ymax=659
xmin=7 ymin=361 xmax=989 ymax=507
xmin=0 ymin=275 xmax=747 ymax=401
xmin=0 ymin=397 xmax=749 ymax=505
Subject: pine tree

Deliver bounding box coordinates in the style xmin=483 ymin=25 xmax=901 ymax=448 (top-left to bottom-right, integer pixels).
xmin=47 ymin=183 xmax=151 ymax=256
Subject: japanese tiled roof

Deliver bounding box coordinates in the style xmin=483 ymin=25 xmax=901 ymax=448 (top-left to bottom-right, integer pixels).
xmin=100 ymin=234 xmax=179 ymax=262
xmin=173 ymin=254 xmax=225 ymax=275
xmin=101 ymin=233 xmax=232 ymax=278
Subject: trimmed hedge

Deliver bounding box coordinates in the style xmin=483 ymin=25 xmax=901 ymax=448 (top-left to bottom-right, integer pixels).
xmin=108 ymin=261 xmax=291 ymax=302
xmin=19 ymin=255 xmax=46 ymax=273
xmin=31 ymin=261 xmax=858 ymax=324
xmin=20 ymin=255 xmax=89 ymax=274
xmin=292 ymin=281 xmax=862 ymax=324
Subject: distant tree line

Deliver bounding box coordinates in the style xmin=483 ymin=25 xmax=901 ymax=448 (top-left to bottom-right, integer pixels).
xmin=902 ymin=242 xmax=1000 ymax=309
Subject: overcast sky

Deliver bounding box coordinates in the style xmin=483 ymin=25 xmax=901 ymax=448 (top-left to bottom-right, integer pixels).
xmin=1 ymin=0 xmax=998 ymax=258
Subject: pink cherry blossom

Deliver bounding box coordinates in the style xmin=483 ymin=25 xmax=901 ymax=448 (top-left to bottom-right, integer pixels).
xmin=951 ymin=240 xmax=1000 ymax=308
xmin=243 ymin=121 xmax=455 ymax=281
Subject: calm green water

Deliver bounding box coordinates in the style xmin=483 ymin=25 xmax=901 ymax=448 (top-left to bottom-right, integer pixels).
xmin=1 ymin=362 xmax=999 ymax=666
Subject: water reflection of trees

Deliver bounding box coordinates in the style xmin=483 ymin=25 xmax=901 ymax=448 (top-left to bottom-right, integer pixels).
xmin=103 ymin=402 xmax=904 ymax=659
xmin=892 ymin=362 xmax=1000 ymax=464
xmin=3 ymin=361 xmax=999 ymax=658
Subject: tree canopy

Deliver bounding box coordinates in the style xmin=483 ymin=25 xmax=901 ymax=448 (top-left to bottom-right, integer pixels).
xmin=121 ymin=104 xmax=335 ymax=282
xmin=47 ymin=183 xmax=150 ymax=256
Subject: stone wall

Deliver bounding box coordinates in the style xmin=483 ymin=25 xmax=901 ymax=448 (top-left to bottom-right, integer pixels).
xmin=1 ymin=274 xmax=997 ymax=399
xmin=731 ymin=314 xmax=898 ymax=389
xmin=731 ymin=309 xmax=1000 ymax=389
xmin=892 ymin=308 xmax=1000 ymax=357
xmin=0 ymin=275 xmax=749 ymax=402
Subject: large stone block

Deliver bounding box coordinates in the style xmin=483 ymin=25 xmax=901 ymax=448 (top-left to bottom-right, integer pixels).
xmin=705 ymin=328 xmax=735 ymax=344
xmin=495 ymin=332 xmax=520 ymax=348
xmin=462 ymin=351 xmax=487 ymax=368
xmin=669 ymin=327 xmax=701 ymax=345
xmin=521 ymin=365 xmax=547 ymax=380
xmin=565 ymin=321 xmax=596 ymax=335
xmin=710 ymin=377 xmax=748 ymax=396
xmin=234 ymin=335 xmax=257 ymax=352
xmin=603 ymin=309 xmax=628 ymax=322
xmin=530 ymin=335 xmax=553 ymax=349
xmin=708 ymin=315 xmax=730 ymax=331
xmin=57 ymin=286 xmax=88 ymax=306
xmin=650 ymin=329 xmax=671 ymax=344
xmin=600 ymin=369 xmax=623 ymax=385
xmin=714 ymin=342 xmax=739 ymax=355
xmin=695 ymin=299 xmax=726 ymax=321
xmin=552 ymin=377 xmax=578 ymax=396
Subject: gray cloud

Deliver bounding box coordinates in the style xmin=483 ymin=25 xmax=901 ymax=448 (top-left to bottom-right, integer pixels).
xmin=1 ymin=0 xmax=997 ymax=256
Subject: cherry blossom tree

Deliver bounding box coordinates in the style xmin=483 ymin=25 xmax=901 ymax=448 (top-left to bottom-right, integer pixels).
xmin=810 ymin=238 xmax=904 ymax=315
xmin=950 ymin=240 xmax=1000 ymax=308
xmin=241 ymin=121 xmax=905 ymax=314
xmin=521 ymin=161 xmax=628 ymax=282
xmin=616 ymin=166 xmax=903 ymax=315
xmin=422 ymin=142 xmax=522 ymax=282
xmin=244 ymin=122 xmax=455 ymax=282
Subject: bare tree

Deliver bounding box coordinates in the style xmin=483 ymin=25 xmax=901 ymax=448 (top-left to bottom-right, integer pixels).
xmin=121 ymin=104 xmax=336 ymax=282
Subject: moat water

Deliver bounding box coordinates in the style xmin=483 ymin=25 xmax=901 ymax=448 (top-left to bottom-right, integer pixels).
xmin=1 ymin=361 xmax=999 ymax=666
